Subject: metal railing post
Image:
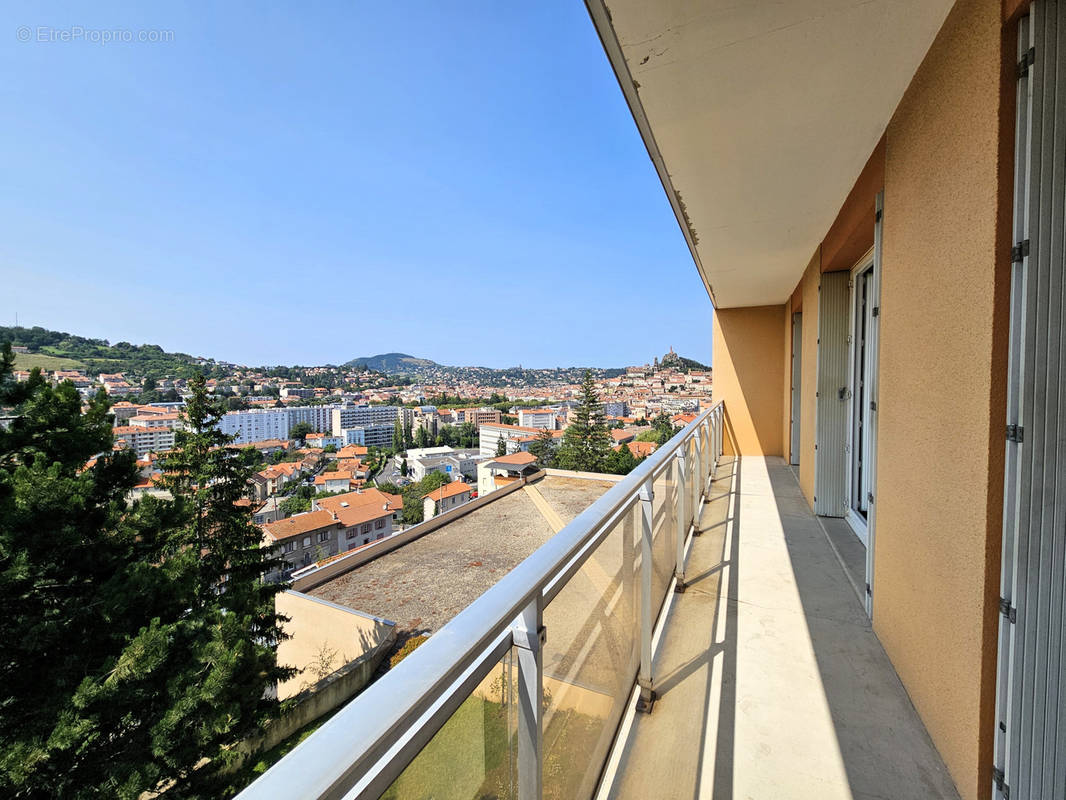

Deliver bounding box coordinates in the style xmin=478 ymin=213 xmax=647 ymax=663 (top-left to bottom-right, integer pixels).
xmin=714 ymin=408 xmax=722 ymax=467
xmin=636 ymin=478 xmax=656 ymax=713
xmin=674 ymin=447 xmax=687 ymax=592
xmin=513 ymin=596 xmax=544 ymax=800
xmin=701 ymin=419 xmax=711 ymax=494
xmin=690 ymin=436 xmax=702 ymax=536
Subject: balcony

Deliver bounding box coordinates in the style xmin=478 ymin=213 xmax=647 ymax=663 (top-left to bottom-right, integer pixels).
xmin=237 ymin=402 xmax=960 ymax=800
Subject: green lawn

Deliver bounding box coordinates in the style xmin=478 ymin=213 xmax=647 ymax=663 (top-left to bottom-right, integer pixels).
xmin=14 ymin=352 xmax=86 ymax=371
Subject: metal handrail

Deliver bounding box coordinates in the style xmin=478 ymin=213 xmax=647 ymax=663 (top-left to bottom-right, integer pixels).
xmin=237 ymin=402 xmax=725 ymax=800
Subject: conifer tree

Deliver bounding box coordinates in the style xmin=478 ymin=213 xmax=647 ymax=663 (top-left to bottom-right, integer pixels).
xmin=495 ymin=437 xmax=508 ymax=457
xmin=0 ymin=344 xmax=146 ymax=798
xmin=557 ymin=371 xmax=612 ymax=473
xmin=0 ymin=364 xmax=293 ymax=799
xmin=528 ymin=427 xmax=555 ymax=468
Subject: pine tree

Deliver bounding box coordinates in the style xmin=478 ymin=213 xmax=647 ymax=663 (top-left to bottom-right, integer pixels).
xmin=557 ymin=371 xmax=612 ymax=473
xmin=0 ymin=344 xmax=147 ymax=798
xmin=528 ymin=428 xmax=555 ymax=468
xmin=130 ymin=373 xmax=294 ymax=792
xmin=0 ymin=370 xmax=294 ymax=799
xmin=495 ymin=437 xmax=508 ymax=457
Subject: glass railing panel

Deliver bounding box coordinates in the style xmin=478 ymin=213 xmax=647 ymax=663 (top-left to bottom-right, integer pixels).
xmin=380 ymin=648 xmax=517 ymax=800
xmin=651 ymin=459 xmax=676 ymax=612
xmin=688 ymin=438 xmax=699 ymax=527
xmin=541 ymin=501 xmax=641 ymax=800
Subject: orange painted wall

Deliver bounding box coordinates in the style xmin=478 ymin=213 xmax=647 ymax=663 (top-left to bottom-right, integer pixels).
xmin=821 ymin=137 xmax=886 ymax=275
xmin=711 ymin=305 xmax=786 ymax=456
xmin=797 ymin=251 xmax=821 ymax=508
xmin=874 ymin=1 xmax=1010 ymax=798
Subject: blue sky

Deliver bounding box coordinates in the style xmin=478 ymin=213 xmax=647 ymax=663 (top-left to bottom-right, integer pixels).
xmin=0 ymin=2 xmax=711 ymax=369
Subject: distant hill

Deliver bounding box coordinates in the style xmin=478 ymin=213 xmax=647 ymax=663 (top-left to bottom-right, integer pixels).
xmin=660 ymin=349 xmax=710 ymax=372
xmin=0 ymin=325 xmax=224 ymax=379
xmin=344 ymin=353 xmax=441 ymax=374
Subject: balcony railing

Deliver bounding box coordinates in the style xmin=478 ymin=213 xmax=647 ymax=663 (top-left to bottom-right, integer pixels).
xmin=237 ymin=402 xmax=725 ymax=800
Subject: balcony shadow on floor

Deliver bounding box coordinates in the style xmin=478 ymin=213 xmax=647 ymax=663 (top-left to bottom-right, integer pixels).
xmin=602 ymin=455 xmax=960 ymax=800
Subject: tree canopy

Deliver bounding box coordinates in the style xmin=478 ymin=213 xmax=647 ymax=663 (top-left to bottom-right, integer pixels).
xmin=0 ymin=356 xmax=292 ymax=798
xmin=556 ymin=371 xmax=612 ymax=473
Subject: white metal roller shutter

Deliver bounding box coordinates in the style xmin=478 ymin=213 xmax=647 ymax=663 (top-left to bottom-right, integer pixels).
xmin=814 ymin=270 xmax=849 ymax=517
xmin=995 ymin=3 xmax=1066 ymax=798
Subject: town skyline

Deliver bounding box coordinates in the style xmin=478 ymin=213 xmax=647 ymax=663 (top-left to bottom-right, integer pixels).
xmin=1 ymin=323 xmax=710 ymax=373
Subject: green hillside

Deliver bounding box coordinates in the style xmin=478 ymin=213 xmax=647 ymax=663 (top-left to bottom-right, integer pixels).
xmin=0 ymin=326 xmax=223 ymax=379
xmin=344 ymin=353 xmax=441 ymax=373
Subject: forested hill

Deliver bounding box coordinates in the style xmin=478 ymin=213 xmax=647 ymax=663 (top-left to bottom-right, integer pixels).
xmin=0 ymin=326 xmax=226 ymax=379
xmin=344 ymin=353 xmax=440 ymax=373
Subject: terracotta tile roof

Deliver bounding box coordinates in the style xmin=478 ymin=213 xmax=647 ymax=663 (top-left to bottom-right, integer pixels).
xmin=317 ymin=470 xmax=353 ymax=482
xmin=491 ymin=451 xmax=538 ymax=466
xmin=625 ymin=441 xmax=658 ymax=458
xmin=262 ymin=510 xmax=338 ymax=542
xmin=423 ymin=481 xmax=473 ymax=502
xmin=481 ymin=422 xmax=540 ymax=433
xmin=317 ymin=488 xmax=403 ymax=514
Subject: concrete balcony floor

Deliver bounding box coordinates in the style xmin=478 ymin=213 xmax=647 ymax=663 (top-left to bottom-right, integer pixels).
xmin=600 ymin=456 xmax=961 ymax=800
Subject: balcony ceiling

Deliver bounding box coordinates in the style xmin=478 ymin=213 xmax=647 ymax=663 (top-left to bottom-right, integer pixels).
xmin=587 ymin=0 xmax=954 ymax=308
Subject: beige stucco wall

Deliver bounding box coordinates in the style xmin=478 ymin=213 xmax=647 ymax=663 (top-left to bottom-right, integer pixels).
xmin=276 ymin=590 xmax=394 ymax=700
xmin=712 ymin=305 xmax=786 ymax=456
xmin=875 ymin=1 xmax=1007 ymax=797
xmin=798 ymin=250 xmax=821 ymax=508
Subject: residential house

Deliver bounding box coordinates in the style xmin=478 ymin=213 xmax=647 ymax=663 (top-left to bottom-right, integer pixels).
xmin=422 ymin=480 xmax=473 ymax=520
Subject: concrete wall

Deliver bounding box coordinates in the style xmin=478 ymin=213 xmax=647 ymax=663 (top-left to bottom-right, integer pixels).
xmin=275 ymin=591 xmax=394 ymax=701
xmin=711 ymin=305 xmax=787 ymax=456
xmin=874 ymin=1 xmax=1009 ymax=797
xmin=238 ymin=623 xmax=397 ymax=761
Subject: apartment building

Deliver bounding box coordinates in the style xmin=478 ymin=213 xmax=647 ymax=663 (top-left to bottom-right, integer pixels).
xmin=330 ymin=404 xmax=400 ymax=435
xmin=127 ymin=412 xmax=182 ymax=430
xmin=516 ymin=408 xmax=558 ymax=429
xmin=455 ymin=407 xmax=502 ymax=427
xmin=219 ymin=408 xmax=290 ymax=445
xmin=111 ymin=425 xmax=175 ymax=458
xmin=477 ymin=421 xmax=540 ymax=457
xmin=287 ymin=404 xmax=335 ymax=434
xmin=340 ymin=424 xmax=393 ymax=449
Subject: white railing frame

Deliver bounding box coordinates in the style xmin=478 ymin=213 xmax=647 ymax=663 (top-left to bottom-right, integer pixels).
xmin=237 ymin=402 xmax=726 ymax=800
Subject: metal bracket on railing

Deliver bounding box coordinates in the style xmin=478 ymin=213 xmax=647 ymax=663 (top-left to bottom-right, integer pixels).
xmin=513 ymin=598 xmax=543 ymax=800
xmin=512 ymin=625 xmax=546 ymax=652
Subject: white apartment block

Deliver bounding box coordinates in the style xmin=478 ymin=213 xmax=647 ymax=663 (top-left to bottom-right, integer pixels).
xmin=218 ymin=404 xmax=342 ymax=446
xmin=331 ymin=404 xmax=400 ymax=436
xmin=220 ymin=408 xmax=291 ymax=445
xmin=287 ymin=404 xmax=335 ymax=434
xmin=341 ymin=423 xmax=394 ymax=449
xmin=478 ymin=423 xmax=538 ymax=457
xmin=112 ymin=425 xmax=175 ymax=458
xmin=517 ymin=409 xmax=558 ymax=430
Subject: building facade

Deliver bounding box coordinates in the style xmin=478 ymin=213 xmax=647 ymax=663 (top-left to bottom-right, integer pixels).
xmin=585 ymin=1 xmax=1058 ymax=797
